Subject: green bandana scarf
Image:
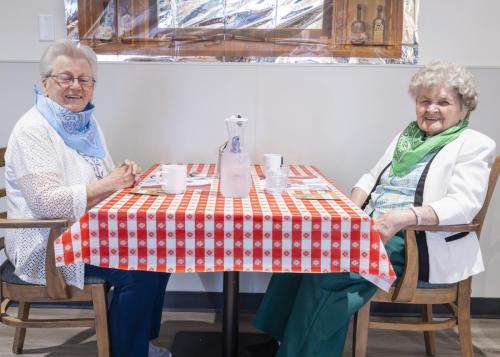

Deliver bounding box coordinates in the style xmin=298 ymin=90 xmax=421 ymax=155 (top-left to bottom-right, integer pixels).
xmin=391 ymin=119 xmax=469 ymax=177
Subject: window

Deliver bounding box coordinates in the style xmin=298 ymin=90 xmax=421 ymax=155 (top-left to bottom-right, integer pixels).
xmin=66 ymin=0 xmax=418 ymax=63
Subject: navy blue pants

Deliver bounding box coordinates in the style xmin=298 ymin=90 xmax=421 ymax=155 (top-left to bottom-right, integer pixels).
xmin=85 ymin=265 xmax=170 ymax=357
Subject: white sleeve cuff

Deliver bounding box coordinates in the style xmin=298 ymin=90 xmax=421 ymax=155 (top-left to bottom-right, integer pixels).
xmin=353 ymin=173 xmax=376 ymax=196
xmin=71 ymin=184 xmax=87 ymax=220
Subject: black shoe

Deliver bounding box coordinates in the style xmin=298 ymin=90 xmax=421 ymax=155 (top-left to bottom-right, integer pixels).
xmin=240 ymin=338 xmax=279 ymax=357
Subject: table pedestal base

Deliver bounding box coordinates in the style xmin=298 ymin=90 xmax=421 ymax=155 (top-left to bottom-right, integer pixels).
xmin=171 ymin=331 xmax=271 ymax=357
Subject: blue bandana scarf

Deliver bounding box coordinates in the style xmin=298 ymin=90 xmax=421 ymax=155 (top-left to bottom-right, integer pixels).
xmin=34 ymin=86 xmax=105 ymax=159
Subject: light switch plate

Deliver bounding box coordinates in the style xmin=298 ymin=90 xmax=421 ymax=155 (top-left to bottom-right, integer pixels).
xmin=39 ymin=15 xmax=55 ymax=41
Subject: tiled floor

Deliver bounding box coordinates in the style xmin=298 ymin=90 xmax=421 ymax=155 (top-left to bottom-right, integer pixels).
xmin=0 ymin=307 xmax=498 ymax=356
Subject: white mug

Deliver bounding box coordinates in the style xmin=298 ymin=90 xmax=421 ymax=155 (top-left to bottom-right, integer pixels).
xmin=263 ymin=153 xmax=282 ymax=177
xmin=161 ymin=165 xmax=187 ymax=194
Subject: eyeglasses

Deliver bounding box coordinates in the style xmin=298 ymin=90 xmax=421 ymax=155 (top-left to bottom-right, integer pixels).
xmin=47 ymin=73 xmax=96 ymax=88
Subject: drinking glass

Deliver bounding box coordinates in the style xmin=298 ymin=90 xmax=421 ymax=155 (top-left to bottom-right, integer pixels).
xmin=265 ymin=166 xmax=289 ymax=194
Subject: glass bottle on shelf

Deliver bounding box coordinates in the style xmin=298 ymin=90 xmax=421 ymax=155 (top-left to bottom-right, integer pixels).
xmin=350 ymin=4 xmax=367 ymax=45
xmin=119 ymin=4 xmax=133 ymax=43
xmin=372 ymin=4 xmax=385 ymax=45
xmin=97 ymin=0 xmax=114 ymax=42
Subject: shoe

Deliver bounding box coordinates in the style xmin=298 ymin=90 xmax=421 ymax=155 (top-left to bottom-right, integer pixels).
xmin=149 ymin=342 xmax=172 ymax=357
xmin=240 ymin=338 xmax=279 ymax=357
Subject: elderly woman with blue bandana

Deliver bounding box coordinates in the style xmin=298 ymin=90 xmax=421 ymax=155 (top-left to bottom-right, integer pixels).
xmin=5 ymin=40 xmax=170 ymax=357
xmin=244 ymin=62 xmax=496 ymax=357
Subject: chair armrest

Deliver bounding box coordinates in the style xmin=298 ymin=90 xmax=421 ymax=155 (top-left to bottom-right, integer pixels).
xmin=405 ymin=223 xmax=479 ymax=233
xmin=0 ymin=218 xmax=68 ymax=229
xmin=45 ymin=221 xmax=70 ymax=299
xmin=0 ymin=217 xmax=70 ymax=299
xmin=391 ymin=223 xmax=476 ymax=302
xmin=391 ymin=229 xmax=418 ymax=302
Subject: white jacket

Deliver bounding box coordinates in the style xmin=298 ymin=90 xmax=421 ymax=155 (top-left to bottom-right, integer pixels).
xmin=354 ymin=129 xmax=496 ymax=284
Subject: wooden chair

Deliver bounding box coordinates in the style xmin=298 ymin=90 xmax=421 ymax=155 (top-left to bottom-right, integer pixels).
xmin=353 ymin=155 xmax=500 ymax=357
xmin=0 ymin=146 xmax=110 ymax=356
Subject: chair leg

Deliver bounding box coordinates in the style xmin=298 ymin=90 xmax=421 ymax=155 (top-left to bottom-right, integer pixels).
xmin=352 ymin=301 xmax=371 ymax=357
xmin=92 ymin=285 xmax=110 ymax=357
xmin=457 ymin=280 xmax=474 ymax=357
xmin=423 ymin=304 xmax=436 ymax=356
xmin=13 ymin=301 xmax=30 ymax=354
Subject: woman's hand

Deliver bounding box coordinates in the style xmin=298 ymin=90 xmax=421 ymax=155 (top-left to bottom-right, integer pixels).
xmin=373 ymin=210 xmax=416 ymax=244
xmin=86 ymin=161 xmax=140 ymax=209
xmin=121 ymin=159 xmax=143 ymax=185
xmin=105 ymin=163 xmax=136 ymax=190
xmin=373 ymin=205 xmax=440 ymax=243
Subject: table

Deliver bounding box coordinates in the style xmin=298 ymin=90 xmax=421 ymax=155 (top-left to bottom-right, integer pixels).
xmin=55 ymin=164 xmax=396 ymax=356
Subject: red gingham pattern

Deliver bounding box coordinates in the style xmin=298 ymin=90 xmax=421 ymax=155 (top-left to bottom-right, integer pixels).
xmin=55 ymin=164 xmax=396 ymax=291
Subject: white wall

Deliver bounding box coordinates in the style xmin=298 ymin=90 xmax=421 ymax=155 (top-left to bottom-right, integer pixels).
xmin=0 ymin=0 xmax=499 ymax=297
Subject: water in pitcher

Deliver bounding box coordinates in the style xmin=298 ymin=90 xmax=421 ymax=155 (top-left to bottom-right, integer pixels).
xmin=220 ymin=151 xmax=251 ymax=197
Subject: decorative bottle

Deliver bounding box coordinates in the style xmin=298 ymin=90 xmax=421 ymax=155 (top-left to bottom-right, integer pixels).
xmin=350 ymin=4 xmax=367 ymax=45
xmin=97 ymin=0 xmax=114 ymax=42
xmin=119 ymin=4 xmax=133 ymax=43
xmin=372 ymin=5 xmax=385 ymax=45
xmin=220 ymin=115 xmax=251 ymax=198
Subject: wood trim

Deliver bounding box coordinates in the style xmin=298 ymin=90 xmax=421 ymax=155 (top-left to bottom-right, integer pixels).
xmin=405 ymin=223 xmax=479 ymax=233
xmin=353 ymin=302 xmax=370 ymax=357
xmin=12 ymin=302 xmax=29 ymax=353
xmin=45 ymin=224 xmax=70 ymax=299
xmin=374 ymin=286 xmax=458 ymax=304
xmin=457 ymin=278 xmax=474 ymax=356
xmin=369 ymin=318 xmax=457 ymax=332
xmin=0 ymin=218 xmax=68 ymax=229
xmin=390 ymin=229 xmax=418 ymax=302
xmin=0 ymin=147 xmax=6 ymax=167
xmin=475 ymin=156 xmax=500 ymax=237
xmin=1 ymin=316 xmax=95 ymax=329
xmin=422 ymin=305 xmax=436 ymax=355
xmin=92 ymin=285 xmax=110 ymax=356
xmin=1 ymin=282 xmax=99 ymax=302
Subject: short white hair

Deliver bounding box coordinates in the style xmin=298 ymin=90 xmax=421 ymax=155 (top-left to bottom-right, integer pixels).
xmin=408 ymin=61 xmax=478 ymax=112
xmin=39 ymin=39 xmax=98 ymax=80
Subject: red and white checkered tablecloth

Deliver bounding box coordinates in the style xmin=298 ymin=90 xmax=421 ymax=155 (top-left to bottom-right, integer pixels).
xmin=55 ymin=164 xmax=396 ymax=291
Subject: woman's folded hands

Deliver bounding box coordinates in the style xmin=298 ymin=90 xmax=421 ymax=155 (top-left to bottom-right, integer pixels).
xmin=86 ymin=159 xmax=143 ymax=209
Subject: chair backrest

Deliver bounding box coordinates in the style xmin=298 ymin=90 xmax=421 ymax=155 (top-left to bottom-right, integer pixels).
xmin=474 ymin=156 xmax=500 ymax=237
xmin=0 ymin=146 xmax=70 ymax=298
xmin=1 ymin=147 xmax=6 ymax=201
xmin=1 ymin=147 xmax=6 ymax=229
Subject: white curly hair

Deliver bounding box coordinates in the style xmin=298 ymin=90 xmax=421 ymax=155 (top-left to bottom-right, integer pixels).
xmin=408 ymin=61 xmax=478 ymax=112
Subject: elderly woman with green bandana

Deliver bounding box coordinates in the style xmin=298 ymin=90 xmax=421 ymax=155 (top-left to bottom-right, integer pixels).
xmin=244 ymin=61 xmax=496 ymax=357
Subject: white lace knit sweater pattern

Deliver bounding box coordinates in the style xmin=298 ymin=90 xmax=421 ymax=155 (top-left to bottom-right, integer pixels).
xmin=5 ymin=107 xmax=114 ymax=289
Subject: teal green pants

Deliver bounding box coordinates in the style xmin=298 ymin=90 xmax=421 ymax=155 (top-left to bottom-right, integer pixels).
xmin=253 ymin=234 xmax=406 ymax=357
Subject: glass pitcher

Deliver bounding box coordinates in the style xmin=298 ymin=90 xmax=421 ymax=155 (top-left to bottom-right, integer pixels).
xmin=220 ymin=115 xmax=251 ymax=198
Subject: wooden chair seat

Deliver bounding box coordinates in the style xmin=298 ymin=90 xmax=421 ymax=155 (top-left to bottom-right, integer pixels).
xmin=1 ymin=260 xmax=106 ymax=286
xmin=352 ymin=156 xmax=500 ymax=357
